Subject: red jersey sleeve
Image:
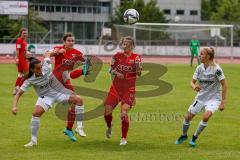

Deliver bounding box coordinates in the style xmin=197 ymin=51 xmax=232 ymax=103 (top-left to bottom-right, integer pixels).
xmin=16 ymin=38 xmax=22 ymax=50
xmin=72 ymin=49 xmax=85 ymax=62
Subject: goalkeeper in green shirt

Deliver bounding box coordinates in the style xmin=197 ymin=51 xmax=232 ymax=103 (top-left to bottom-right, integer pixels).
xmin=189 ymin=35 xmax=200 ymax=67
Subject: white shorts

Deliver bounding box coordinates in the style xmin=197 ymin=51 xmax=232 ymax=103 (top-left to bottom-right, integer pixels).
xmin=188 ymin=99 xmax=221 ymax=115
xmin=36 ymin=93 xmax=71 ymax=111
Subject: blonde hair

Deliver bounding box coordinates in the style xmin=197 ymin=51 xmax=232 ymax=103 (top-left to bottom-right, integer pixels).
xmin=120 ymin=36 xmax=135 ymax=49
xmin=203 ymin=47 xmax=216 ymax=66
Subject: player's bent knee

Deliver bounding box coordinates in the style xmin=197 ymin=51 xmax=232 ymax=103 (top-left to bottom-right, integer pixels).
xmin=69 ymin=95 xmax=83 ymax=106
xmin=202 ymin=111 xmax=212 ymax=122
xmin=202 ymin=115 xmax=211 ymax=122
xmin=32 ymin=106 xmax=45 ymax=117
xmin=121 ymin=112 xmax=129 ymax=122
xmin=104 ymin=105 xmax=113 ymax=115
xmin=202 ymin=117 xmax=210 ymax=122
xmin=185 ymin=113 xmax=194 ymax=121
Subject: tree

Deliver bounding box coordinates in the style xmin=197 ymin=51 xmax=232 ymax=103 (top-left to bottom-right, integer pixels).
xmin=211 ymin=0 xmax=240 ymax=38
xmin=0 ymin=8 xmax=47 ymax=42
xmin=0 ymin=16 xmax=16 ymax=41
xmin=201 ymin=0 xmax=223 ymax=21
xmin=111 ymin=0 xmax=167 ymax=24
xmin=110 ymin=0 xmax=169 ymax=42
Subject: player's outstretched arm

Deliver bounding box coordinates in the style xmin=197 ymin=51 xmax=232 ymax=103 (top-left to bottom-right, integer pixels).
xmin=44 ymin=51 xmax=51 ymax=58
xmin=12 ymin=89 xmax=24 ymax=115
xmin=219 ymin=79 xmax=227 ymax=111
xmin=47 ymin=48 xmax=65 ymax=57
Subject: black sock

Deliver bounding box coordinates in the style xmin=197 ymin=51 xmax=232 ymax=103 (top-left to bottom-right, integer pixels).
xmin=66 ymin=127 xmax=72 ymax=131
xmin=192 ymin=135 xmax=197 ymax=142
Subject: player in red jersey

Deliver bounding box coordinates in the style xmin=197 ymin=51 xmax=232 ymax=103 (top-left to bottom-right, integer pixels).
xmin=48 ymin=32 xmax=87 ymax=141
xmin=104 ymin=36 xmax=142 ymax=145
xmin=13 ymin=28 xmax=29 ymax=95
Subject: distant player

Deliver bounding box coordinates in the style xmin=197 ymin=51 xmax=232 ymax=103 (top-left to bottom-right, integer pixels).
xmin=175 ymin=47 xmax=227 ymax=147
xmin=13 ymin=28 xmax=29 ymax=95
xmin=48 ymin=32 xmax=87 ymax=141
xmin=12 ymin=52 xmax=84 ymax=147
xmin=104 ymin=36 xmax=142 ymax=145
xmin=189 ymin=35 xmax=200 ymax=67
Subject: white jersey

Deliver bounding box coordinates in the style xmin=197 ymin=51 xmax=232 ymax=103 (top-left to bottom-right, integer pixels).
xmin=20 ymin=58 xmax=72 ymax=97
xmin=193 ymin=63 xmax=225 ymax=103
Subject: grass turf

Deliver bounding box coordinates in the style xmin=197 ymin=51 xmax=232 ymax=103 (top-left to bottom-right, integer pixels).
xmin=0 ymin=63 xmax=239 ymax=160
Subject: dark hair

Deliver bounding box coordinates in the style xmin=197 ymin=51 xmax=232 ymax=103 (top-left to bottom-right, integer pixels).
xmin=203 ymin=47 xmax=215 ymax=61
xmin=63 ymin=32 xmax=74 ymax=41
xmin=27 ymin=58 xmax=41 ymax=78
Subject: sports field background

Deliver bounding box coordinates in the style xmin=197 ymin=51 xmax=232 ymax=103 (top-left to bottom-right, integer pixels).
xmin=0 ymin=57 xmax=240 ymax=160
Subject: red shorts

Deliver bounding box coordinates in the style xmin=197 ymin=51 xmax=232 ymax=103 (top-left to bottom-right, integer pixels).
xmin=104 ymin=86 xmax=136 ymax=108
xmin=17 ymin=60 xmax=28 ymax=73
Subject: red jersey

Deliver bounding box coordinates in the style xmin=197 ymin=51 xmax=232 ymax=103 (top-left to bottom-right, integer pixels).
xmin=52 ymin=46 xmax=85 ymax=89
xmin=53 ymin=46 xmax=85 ymax=69
xmin=16 ymin=37 xmax=27 ymax=61
xmin=16 ymin=37 xmax=28 ymax=72
xmin=104 ymin=52 xmax=141 ymax=107
xmin=111 ymin=52 xmax=141 ymax=91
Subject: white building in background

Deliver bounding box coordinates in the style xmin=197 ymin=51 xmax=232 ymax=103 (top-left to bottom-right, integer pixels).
xmin=155 ymin=0 xmax=201 ymax=22
xmin=30 ymin=0 xmax=115 ymax=43
xmin=120 ymin=0 xmax=201 ymax=22
xmin=29 ymin=0 xmax=201 ymax=43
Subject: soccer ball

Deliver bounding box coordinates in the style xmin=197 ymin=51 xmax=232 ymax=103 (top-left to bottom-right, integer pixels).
xmin=123 ymin=9 xmax=139 ymax=25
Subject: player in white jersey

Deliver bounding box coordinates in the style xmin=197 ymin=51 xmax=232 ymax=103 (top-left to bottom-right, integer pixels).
xmin=12 ymin=52 xmax=84 ymax=147
xmin=175 ymin=47 xmax=227 ymax=147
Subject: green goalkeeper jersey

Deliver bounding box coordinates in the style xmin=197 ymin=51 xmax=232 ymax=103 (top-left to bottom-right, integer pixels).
xmin=189 ymin=39 xmax=200 ymax=56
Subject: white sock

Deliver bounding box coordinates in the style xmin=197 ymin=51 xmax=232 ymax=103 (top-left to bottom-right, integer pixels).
xmin=75 ymin=105 xmax=84 ymax=128
xmin=31 ymin=116 xmax=40 ymax=142
xmin=182 ymin=119 xmax=190 ymax=135
xmin=194 ymin=120 xmax=208 ymax=137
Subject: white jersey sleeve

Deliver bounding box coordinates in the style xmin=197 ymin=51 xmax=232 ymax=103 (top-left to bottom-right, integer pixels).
xmin=193 ymin=65 xmax=201 ymax=80
xmin=215 ymin=65 xmax=225 ymax=81
xmin=42 ymin=58 xmax=52 ymax=74
xmin=20 ymin=80 xmax=31 ymax=92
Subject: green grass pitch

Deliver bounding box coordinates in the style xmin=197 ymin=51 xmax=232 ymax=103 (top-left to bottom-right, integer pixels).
xmin=0 ymin=63 xmax=239 ymax=160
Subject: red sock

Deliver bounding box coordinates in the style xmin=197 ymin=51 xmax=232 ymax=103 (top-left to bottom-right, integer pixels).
xmin=66 ymin=106 xmax=76 ymax=130
xmin=104 ymin=114 xmax=112 ymax=128
xmin=70 ymin=69 xmax=83 ymax=79
xmin=15 ymin=77 xmax=22 ymax=87
xmin=121 ymin=114 xmax=129 ymax=139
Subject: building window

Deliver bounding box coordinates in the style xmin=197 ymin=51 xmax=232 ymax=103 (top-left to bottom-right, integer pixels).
xmin=34 ymin=5 xmax=38 ymax=11
xmin=66 ymin=7 xmax=71 ymax=12
xmin=39 ymin=5 xmax=45 ymax=12
xmin=72 ymin=7 xmax=77 ymax=13
xmin=163 ymin=9 xmax=171 ymax=15
xmin=87 ymin=7 xmax=92 ymax=13
xmin=96 ymin=8 xmax=101 ymax=14
xmin=190 ymin=10 xmax=198 ymax=15
xmin=46 ymin=6 xmax=54 ymax=12
xmin=78 ymin=7 xmax=85 ymax=13
xmin=56 ymin=6 xmax=61 ymax=12
xmin=93 ymin=7 xmax=97 ymax=14
xmin=176 ymin=10 xmax=184 ymax=15
xmin=62 ymin=6 xmax=70 ymax=13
